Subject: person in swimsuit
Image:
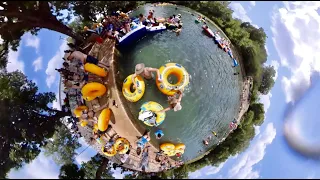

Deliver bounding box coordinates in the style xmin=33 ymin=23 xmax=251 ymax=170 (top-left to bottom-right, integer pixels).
xmin=139 ymin=146 xmax=150 ymax=172
xmin=131 ymin=63 xmax=162 ymax=89
xmin=63 ymin=50 xmax=110 ymax=69
xmin=102 ymin=133 xmax=119 ymax=153
xmin=174 ymin=24 xmax=182 ymax=36
xmin=158 ymin=89 xmax=183 ymax=113
xmin=203 ymin=140 xmax=209 ymax=146
xmin=79 ymin=103 xmax=109 ymax=124
xmin=135 ymin=131 xmax=151 ymax=155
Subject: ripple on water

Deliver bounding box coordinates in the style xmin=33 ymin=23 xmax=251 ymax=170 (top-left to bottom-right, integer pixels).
xmin=119 ymin=4 xmax=242 ymax=161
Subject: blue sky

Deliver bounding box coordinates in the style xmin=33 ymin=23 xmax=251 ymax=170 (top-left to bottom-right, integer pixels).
xmin=4 ymin=1 xmax=320 ymax=179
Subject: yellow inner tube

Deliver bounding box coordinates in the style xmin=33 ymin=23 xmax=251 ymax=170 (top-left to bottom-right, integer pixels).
xmin=160 ymin=143 xmax=175 ymax=152
xmin=81 ymin=82 xmax=107 ymax=100
xmin=93 ymin=123 xmax=99 ymax=133
xmin=175 ymin=143 xmax=186 ymax=152
xmin=98 ymin=108 xmax=111 ymax=132
xmin=84 ymin=63 xmax=107 ymax=77
xmin=73 ymin=105 xmax=88 ymax=118
xmin=80 ymin=120 xmax=88 ymax=127
xmin=156 ymin=63 xmax=189 ymax=96
xmin=122 ymin=74 xmax=145 ymax=102
xmin=101 ymin=145 xmax=117 ymax=157
xmin=139 ymin=101 xmax=166 ymax=127
xmin=114 ymin=138 xmax=130 ymax=154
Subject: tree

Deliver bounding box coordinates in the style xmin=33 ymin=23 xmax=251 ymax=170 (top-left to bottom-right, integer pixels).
xmin=43 ymin=124 xmax=81 ymax=165
xmin=59 ymin=163 xmax=85 ymax=179
xmin=69 ymin=1 xmax=142 ymax=22
xmin=259 ymin=66 xmax=276 ymax=95
xmin=0 ymin=71 xmax=69 ymax=178
xmin=249 ymin=103 xmax=265 ymax=126
xmin=0 ymin=1 xmax=83 ymax=69
xmin=80 ymin=154 xmax=114 ymax=179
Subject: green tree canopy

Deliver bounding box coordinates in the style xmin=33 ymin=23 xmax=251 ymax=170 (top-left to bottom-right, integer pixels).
xmin=43 ymin=124 xmax=81 ymax=165
xmin=259 ymin=66 xmax=276 ymax=95
xmin=0 ymin=70 xmax=68 ymax=178
xmin=59 ymin=163 xmax=85 ymax=179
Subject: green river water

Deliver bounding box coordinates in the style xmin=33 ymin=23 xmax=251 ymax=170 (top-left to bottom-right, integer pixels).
xmin=118 ymin=4 xmax=242 ymax=161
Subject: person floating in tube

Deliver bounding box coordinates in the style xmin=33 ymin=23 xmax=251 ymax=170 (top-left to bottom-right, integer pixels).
xmin=138 ymin=110 xmax=158 ymax=126
xmin=155 ymin=129 xmax=164 ymax=139
xmin=131 ymin=63 xmax=162 ymax=89
xmin=158 ymin=89 xmax=184 ymax=113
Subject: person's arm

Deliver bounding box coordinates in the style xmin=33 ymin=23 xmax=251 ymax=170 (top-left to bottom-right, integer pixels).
xmin=131 ymin=73 xmax=137 ymax=88
xmin=177 ymin=92 xmax=183 ymax=102
xmin=148 ymin=68 xmax=162 ymax=81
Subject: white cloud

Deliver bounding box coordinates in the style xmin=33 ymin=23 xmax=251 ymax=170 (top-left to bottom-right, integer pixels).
xmin=7 ymin=47 xmax=25 ymax=73
xmin=189 ymin=170 xmax=202 ymax=178
xmin=271 ymin=2 xmax=320 ymax=103
xmin=265 ymin=45 xmax=270 ymax=56
xmin=189 ymin=161 xmax=226 ymax=178
xmin=75 ymin=137 xmax=96 ymax=165
xmin=45 ymin=41 xmax=68 ymax=88
xmin=8 ymin=152 xmax=60 ymax=179
xmin=52 ymin=91 xmax=61 ymax=111
xmin=229 ymin=2 xmax=259 ymax=28
xmin=205 ymin=162 xmax=226 ymax=176
xmin=32 ymin=56 xmax=43 ymax=72
xmin=23 ymin=33 xmax=40 ymax=54
xmin=249 ymin=1 xmax=256 ymax=7
xmin=112 ymin=167 xmax=125 ymax=179
xmin=228 ymin=123 xmax=276 ymax=179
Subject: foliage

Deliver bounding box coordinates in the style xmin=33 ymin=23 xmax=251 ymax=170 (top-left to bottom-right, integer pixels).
xmin=68 ymin=1 xmax=143 ymax=22
xmin=0 ymin=71 xmax=68 ymax=178
xmin=259 ymin=66 xmax=276 ymax=95
xmin=59 ymin=163 xmax=85 ymax=179
xmin=80 ymin=154 xmax=114 ymax=179
xmin=43 ymin=124 xmax=81 ymax=165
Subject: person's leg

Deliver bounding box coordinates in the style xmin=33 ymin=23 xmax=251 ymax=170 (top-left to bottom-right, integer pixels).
xmin=86 ymin=55 xmax=99 ymax=65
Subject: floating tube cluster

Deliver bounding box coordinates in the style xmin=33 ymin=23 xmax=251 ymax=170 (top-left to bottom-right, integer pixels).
xmin=101 ymin=137 xmax=131 ymax=157
xmin=160 ymin=143 xmax=186 ymax=157
xmin=139 ymin=101 xmax=166 ymax=127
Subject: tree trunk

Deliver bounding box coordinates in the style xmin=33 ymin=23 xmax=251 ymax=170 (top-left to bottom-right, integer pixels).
xmin=39 ymin=19 xmax=84 ymax=43
xmin=95 ymin=157 xmax=109 ymax=179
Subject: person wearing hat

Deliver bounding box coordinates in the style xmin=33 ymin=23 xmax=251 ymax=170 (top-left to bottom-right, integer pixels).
xmin=63 ymin=50 xmax=110 ymax=69
xmin=158 ymin=89 xmax=184 ymax=113
xmin=131 ymin=63 xmax=162 ymax=89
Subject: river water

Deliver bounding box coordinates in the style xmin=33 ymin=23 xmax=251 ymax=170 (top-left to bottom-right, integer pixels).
xmin=118 ymin=4 xmax=242 ymax=161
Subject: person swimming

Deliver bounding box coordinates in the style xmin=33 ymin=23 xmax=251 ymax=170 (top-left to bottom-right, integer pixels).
xmin=203 ymin=140 xmax=209 ymax=146
xmin=155 ymin=129 xmax=164 ymax=139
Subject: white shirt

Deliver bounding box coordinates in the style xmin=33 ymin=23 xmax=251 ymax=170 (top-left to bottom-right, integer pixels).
xmin=70 ymin=51 xmax=87 ymax=61
xmin=120 ymin=154 xmax=129 ymax=163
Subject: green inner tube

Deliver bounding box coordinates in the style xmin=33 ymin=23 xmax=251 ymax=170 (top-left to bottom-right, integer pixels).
xmin=195 ymin=19 xmax=200 ymax=23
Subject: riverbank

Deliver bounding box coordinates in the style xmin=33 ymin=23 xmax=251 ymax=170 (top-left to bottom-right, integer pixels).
xmin=77 ymin=38 xmax=175 ymax=172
